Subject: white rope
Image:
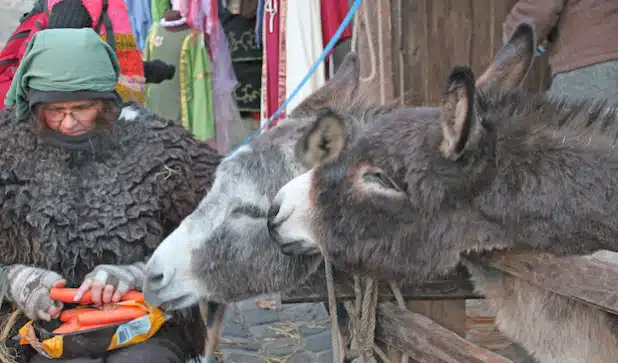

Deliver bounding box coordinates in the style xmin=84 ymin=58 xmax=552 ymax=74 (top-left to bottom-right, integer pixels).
xmin=350 ymin=2 xmax=377 ymax=83
xmin=376 ymin=0 xmax=386 ymax=105
xmin=389 ymin=282 xmax=410 ymax=363
xmin=325 ymin=260 xmax=344 ymax=363
xmin=396 ymin=0 xmax=405 ymax=106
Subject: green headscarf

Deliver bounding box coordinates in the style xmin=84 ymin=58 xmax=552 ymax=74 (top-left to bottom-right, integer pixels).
xmin=4 ymin=28 xmax=121 ymax=118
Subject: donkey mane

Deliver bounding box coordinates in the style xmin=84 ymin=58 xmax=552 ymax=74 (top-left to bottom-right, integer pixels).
xmin=478 ymin=89 xmax=618 ymax=144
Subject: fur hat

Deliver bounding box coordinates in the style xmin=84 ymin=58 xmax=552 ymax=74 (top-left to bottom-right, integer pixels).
xmin=47 ymin=0 xmax=94 ymax=29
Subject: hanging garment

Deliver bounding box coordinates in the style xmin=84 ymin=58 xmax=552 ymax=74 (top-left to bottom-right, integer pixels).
xmin=145 ymin=20 xmax=216 ymax=142
xmin=150 ymin=0 xmax=170 ymax=26
xmin=320 ymin=0 xmax=352 ymax=61
xmin=219 ymin=1 xmax=262 ymax=113
xmin=47 ymin=0 xmax=147 ymax=105
xmin=125 ymin=0 xmax=152 ymax=50
xmin=255 ymin=0 xmax=264 ymax=47
xmin=276 ymin=0 xmax=287 ymax=121
xmin=209 ymin=20 xmax=248 ymax=154
xmin=226 ymin=0 xmax=258 ymax=17
xmin=186 ymin=0 xmax=219 ymax=59
xmin=260 ymin=0 xmax=281 ymax=128
xmin=284 ymin=0 xmax=325 ymax=113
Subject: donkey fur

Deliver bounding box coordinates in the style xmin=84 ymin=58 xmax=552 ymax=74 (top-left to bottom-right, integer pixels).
xmin=142 ymin=53 xmax=400 ymax=309
xmin=269 ymin=23 xmax=618 ymax=363
xmin=0 ymin=104 xmax=222 ymax=360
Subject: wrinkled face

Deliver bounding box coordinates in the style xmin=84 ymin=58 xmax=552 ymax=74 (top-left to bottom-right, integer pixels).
xmin=268 ymin=22 xmax=538 ymax=283
xmin=143 ymin=53 xmax=367 ymax=309
xmin=40 ymin=100 xmax=102 ymax=136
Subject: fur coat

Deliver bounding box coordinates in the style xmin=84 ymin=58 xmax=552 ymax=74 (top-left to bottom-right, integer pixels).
xmin=0 ymin=104 xmax=223 ymax=361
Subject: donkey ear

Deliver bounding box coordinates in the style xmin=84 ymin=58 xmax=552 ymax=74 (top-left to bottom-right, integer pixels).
xmin=476 ymin=21 xmax=536 ymax=90
xmin=440 ymin=66 xmax=477 ymax=160
xmin=289 ymin=52 xmax=361 ymax=117
xmin=297 ymin=108 xmax=347 ymax=168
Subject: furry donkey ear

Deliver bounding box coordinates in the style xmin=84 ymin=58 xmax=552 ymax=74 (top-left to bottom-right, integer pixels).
xmin=440 ymin=66 xmax=477 ymax=160
xmin=476 ymin=21 xmax=536 ymax=90
xmin=297 ymin=108 xmax=347 ymax=168
xmin=289 ymin=52 xmax=361 ymax=117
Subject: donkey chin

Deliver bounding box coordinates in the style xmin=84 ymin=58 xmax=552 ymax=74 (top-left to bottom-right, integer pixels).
xmin=267 ymin=170 xmax=321 ymax=256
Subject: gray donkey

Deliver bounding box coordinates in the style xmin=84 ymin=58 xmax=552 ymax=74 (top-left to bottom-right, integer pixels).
xmin=142 ymin=51 xmax=396 ymax=308
xmin=268 ymin=22 xmax=618 ymax=363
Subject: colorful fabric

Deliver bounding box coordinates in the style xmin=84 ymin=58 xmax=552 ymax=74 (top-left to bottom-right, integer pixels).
xmin=320 ymin=0 xmax=352 ymax=61
xmin=102 ymin=33 xmax=146 ymax=104
xmin=125 ymin=0 xmax=152 ymax=50
xmin=255 ymin=0 xmax=264 ymax=47
xmin=150 ymin=0 xmax=170 ymax=26
xmin=4 ymin=28 xmax=120 ymax=118
xmin=209 ymin=21 xmax=242 ymax=153
xmin=219 ymin=1 xmax=262 ymax=112
xmin=260 ymin=0 xmax=283 ymax=129
xmin=180 ymin=32 xmax=216 ymax=141
xmin=276 ymin=0 xmax=286 ymax=125
xmin=0 ymin=10 xmax=49 ymax=111
xmin=145 ymin=23 xmax=187 ymax=122
xmin=145 ymin=23 xmax=216 ymax=141
xmin=284 ymin=0 xmax=325 ymax=113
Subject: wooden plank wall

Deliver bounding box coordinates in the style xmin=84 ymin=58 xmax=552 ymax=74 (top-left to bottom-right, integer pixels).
xmin=390 ymin=0 xmax=552 ymax=108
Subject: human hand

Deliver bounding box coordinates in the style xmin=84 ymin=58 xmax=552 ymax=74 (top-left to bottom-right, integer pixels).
xmin=73 ymin=263 xmax=146 ymax=305
xmin=6 ymin=265 xmax=67 ymax=321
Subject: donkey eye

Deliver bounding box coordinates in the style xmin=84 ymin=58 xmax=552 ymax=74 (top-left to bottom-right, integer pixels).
xmin=362 ymin=172 xmax=400 ymax=191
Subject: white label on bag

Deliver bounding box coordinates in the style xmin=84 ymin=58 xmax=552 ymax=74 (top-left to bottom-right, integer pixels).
xmin=115 ymin=315 xmax=152 ymax=346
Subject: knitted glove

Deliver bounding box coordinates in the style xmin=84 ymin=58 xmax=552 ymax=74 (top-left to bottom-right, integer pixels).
xmin=74 ymin=262 xmax=146 ymax=305
xmin=6 ymin=265 xmax=66 ymax=321
xmin=143 ymin=59 xmax=176 ymax=84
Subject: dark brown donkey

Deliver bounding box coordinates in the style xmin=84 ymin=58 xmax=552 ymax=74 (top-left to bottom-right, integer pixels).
xmin=268 ymin=22 xmax=618 ymax=363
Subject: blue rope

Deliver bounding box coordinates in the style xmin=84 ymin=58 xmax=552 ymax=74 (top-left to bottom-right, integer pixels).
xmin=228 ymin=0 xmax=364 ymax=156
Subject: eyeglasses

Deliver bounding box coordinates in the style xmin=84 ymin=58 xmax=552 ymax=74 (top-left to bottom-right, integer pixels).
xmin=42 ymin=101 xmax=101 ymax=123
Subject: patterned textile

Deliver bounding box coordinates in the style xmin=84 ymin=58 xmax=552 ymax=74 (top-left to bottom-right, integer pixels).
xmin=102 ymin=33 xmax=146 ymax=104
xmin=219 ymin=3 xmax=262 ymax=112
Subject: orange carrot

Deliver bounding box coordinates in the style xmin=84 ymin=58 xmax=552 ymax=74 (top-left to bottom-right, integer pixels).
xmin=49 ymin=288 xmax=90 ymax=303
xmin=59 ymin=308 xmax=98 ymax=322
xmin=76 ymin=306 xmax=147 ymax=326
xmin=73 ymin=323 xmax=110 ymax=332
xmin=52 ymin=318 xmax=109 ymax=334
xmin=50 ymin=288 xmax=145 ymax=304
xmin=120 ymin=291 xmax=144 ymax=302
xmin=52 ymin=318 xmax=79 ymax=334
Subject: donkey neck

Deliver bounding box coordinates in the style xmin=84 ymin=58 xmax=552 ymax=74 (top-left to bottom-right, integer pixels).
xmin=474 ymin=93 xmax=618 ymax=256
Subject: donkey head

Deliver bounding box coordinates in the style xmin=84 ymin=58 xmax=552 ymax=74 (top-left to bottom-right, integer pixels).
xmin=267 ymin=22 xmax=538 ymax=281
xmin=142 ymin=53 xmax=390 ymax=309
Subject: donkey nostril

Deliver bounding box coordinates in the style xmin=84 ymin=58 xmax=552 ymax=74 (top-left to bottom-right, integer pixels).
xmin=150 ymin=272 xmax=164 ymax=284
xmin=147 ymin=267 xmax=175 ymax=290
xmin=267 ymin=202 xmax=281 ymax=226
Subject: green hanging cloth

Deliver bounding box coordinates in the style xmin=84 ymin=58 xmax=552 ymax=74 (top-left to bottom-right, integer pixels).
xmin=144 ymin=23 xmax=216 ymax=142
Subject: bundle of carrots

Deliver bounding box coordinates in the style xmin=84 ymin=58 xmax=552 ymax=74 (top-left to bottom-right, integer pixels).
xmin=49 ymin=288 xmax=148 ymax=335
